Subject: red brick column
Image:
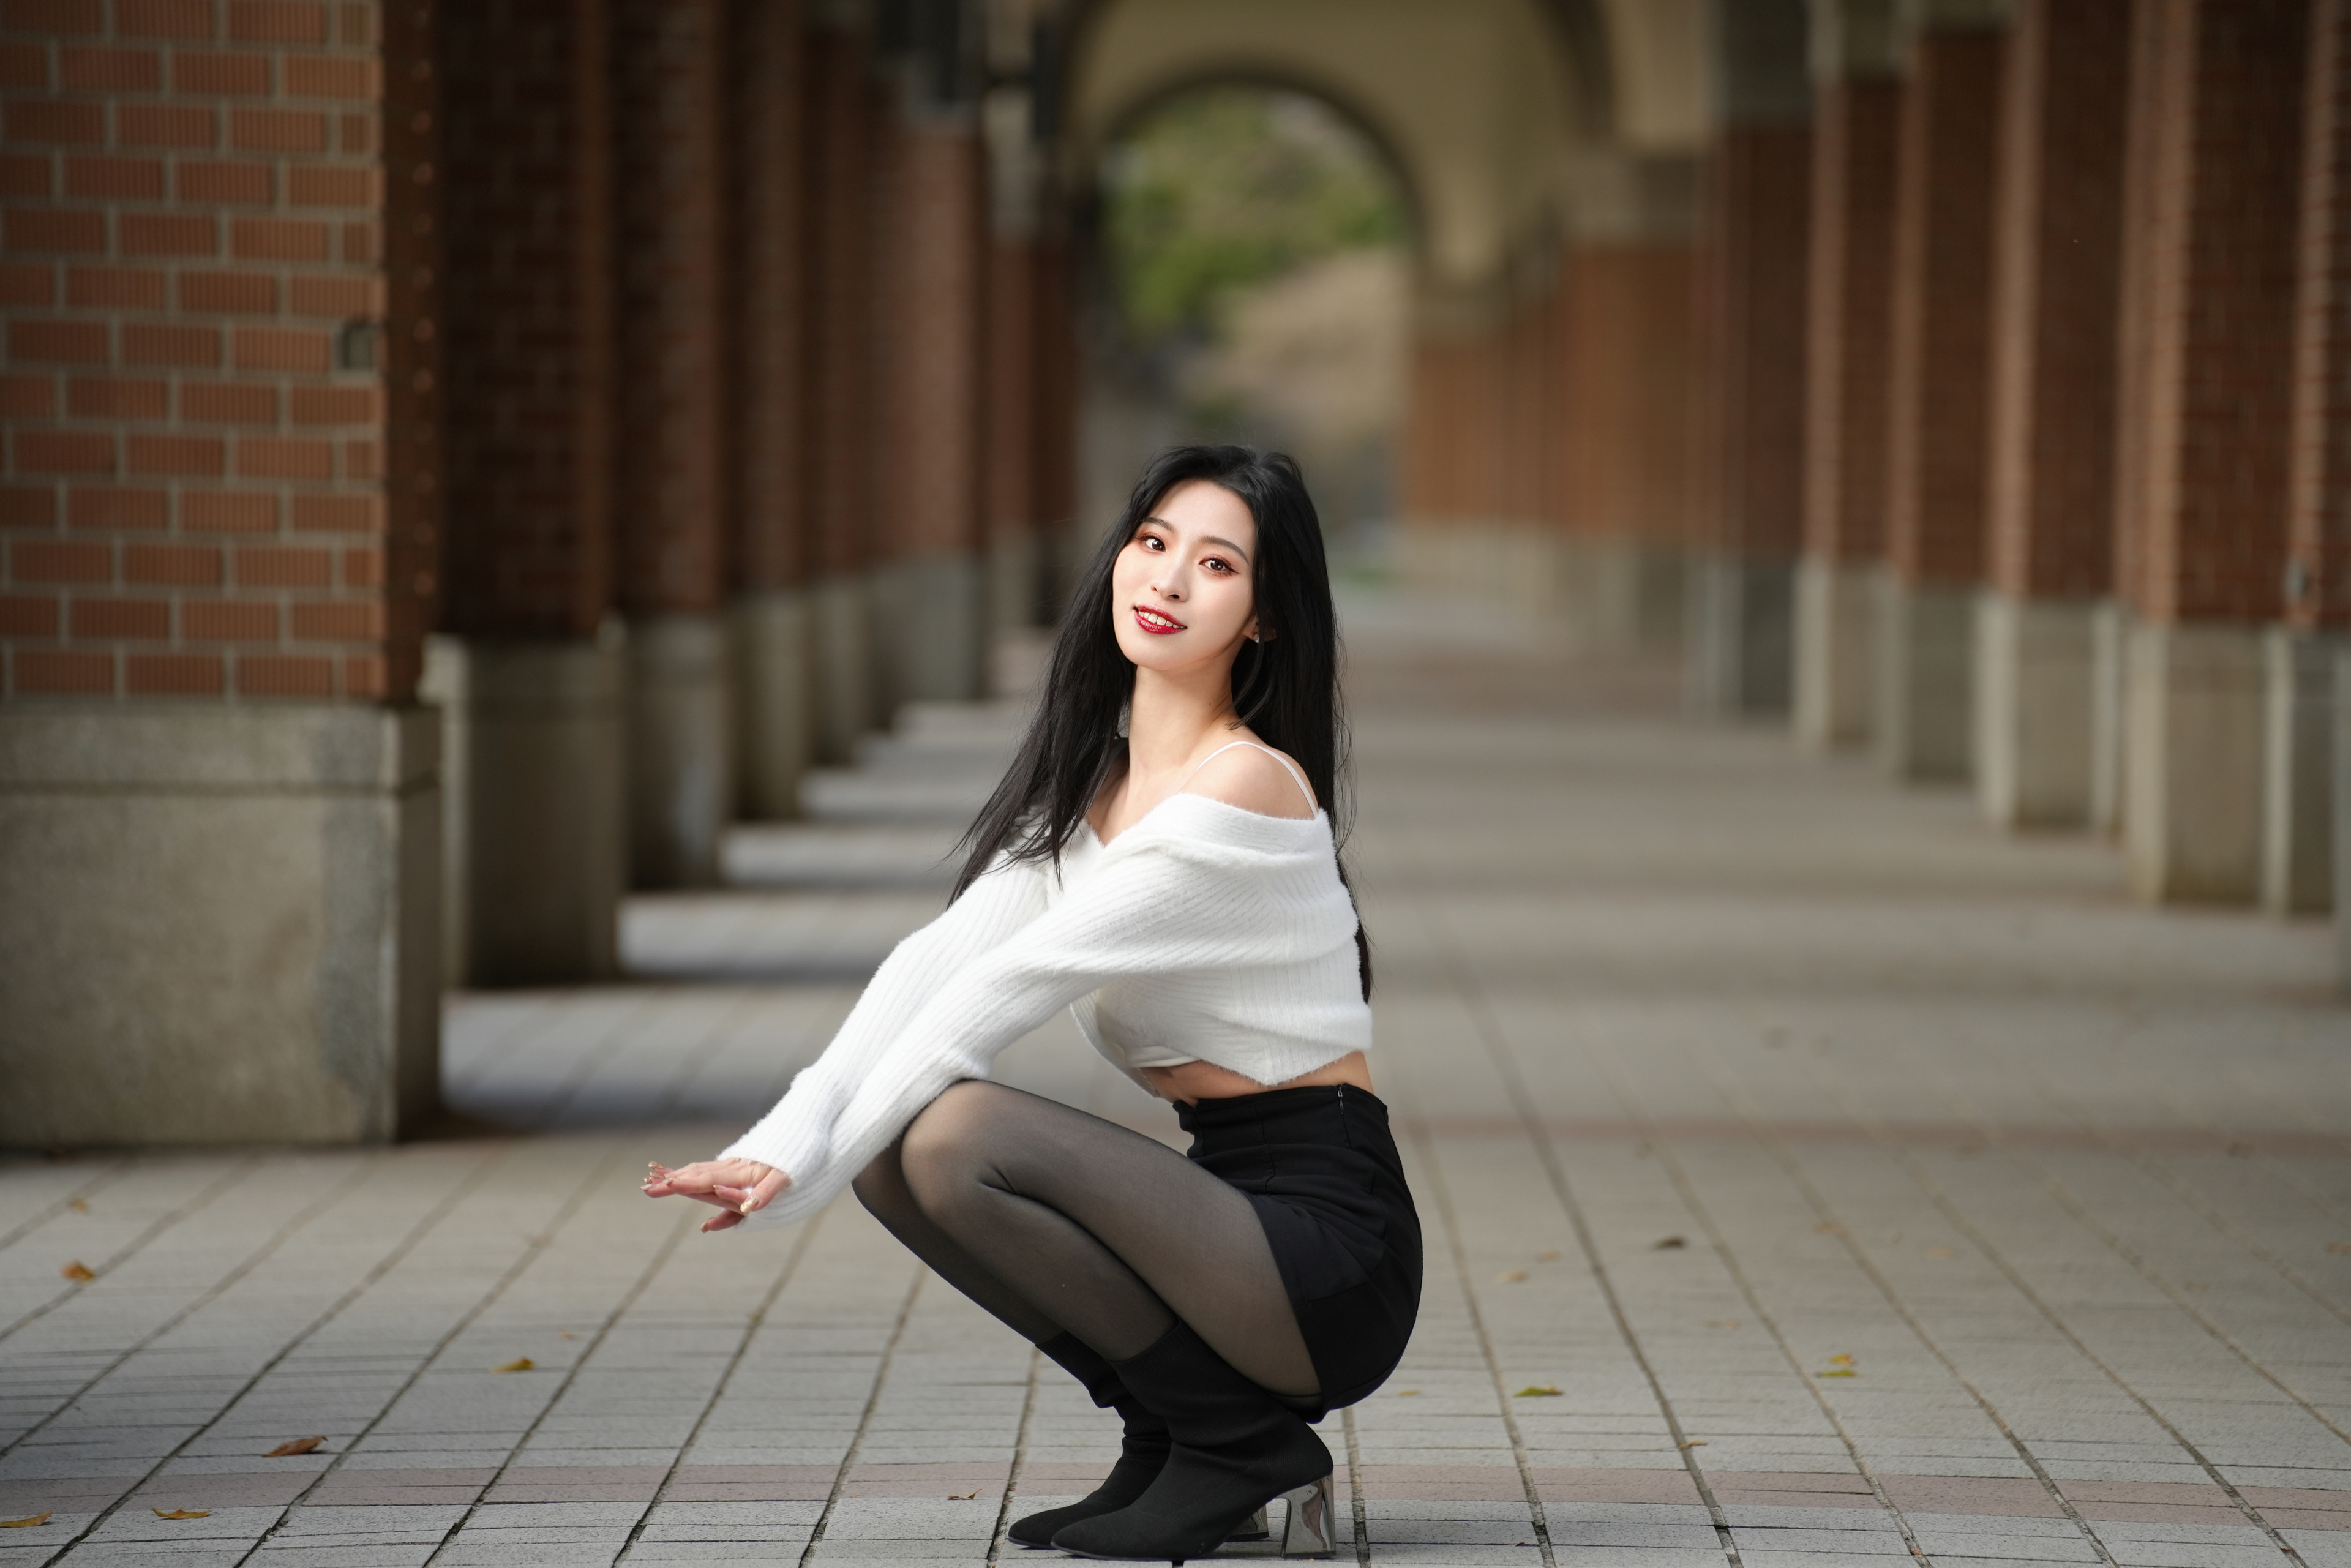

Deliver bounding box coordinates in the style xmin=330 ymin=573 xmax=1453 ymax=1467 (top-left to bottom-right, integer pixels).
xmin=984 ymin=230 xmax=1038 ymax=626
xmin=613 ymin=0 xmax=731 ymax=887
xmin=1979 ymin=0 xmax=2134 ymax=828
xmin=2292 ymin=0 xmax=2351 ymax=636
xmin=431 ymin=0 xmax=623 ymax=981
xmin=1 ymin=0 xmax=435 ymax=703
xmin=2113 ymin=0 xmax=2311 ymax=901
xmin=1557 ymin=242 xmax=1699 ymax=654
xmin=729 ymin=0 xmax=810 ymax=819
xmin=0 ymin=0 xmax=440 ymax=1142
xmin=1691 ymin=118 xmax=1811 ymax=714
xmin=868 ymin=98 xmax=985 ymax=703
xmin=1796 ymin=71 xmax=1902 ymax=747
xmin=1880 ymin=23 xmax=2005 ymax=781
xmin=801 ymin=17 xmax=872 ymax=759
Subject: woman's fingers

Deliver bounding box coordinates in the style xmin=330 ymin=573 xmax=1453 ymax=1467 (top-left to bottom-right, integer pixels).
xmin=643 ymin=1158 xmax=785 ymax=1218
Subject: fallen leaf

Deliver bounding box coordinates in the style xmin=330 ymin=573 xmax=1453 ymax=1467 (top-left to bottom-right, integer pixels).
xmin=2328 ymin=1242 xmax=2349 ymax=1255
xmin=1705 ymin=1319 xmax=1739 ymax=1330
xmin=947 ymin=1490 xmax=978 ymax=1499
xmin=152 ymin=1509 xmax=210 ymax=1520
xmin=0 ymin=1514 xmax=51 ymax=1528
xmin=1535 ymin=1250 xmax=1560 ymax=1262
xmin=1652 ymin=1236 xmax=1687 ymax=1251
xmin=558 ymin=1331 xmax=577 ymax=1340
xmin=1925 ymin=1245 xmax=1956 ymax=1260
xmin=492 ymin=1357 xmax=534 ymax=1373
xmin=1680 ymin=1439 xmax=1708 ymax=1448
xmin=1496 ymin=1269 xmax=1528 ymax=1283
xmin=264 ymin=1437 xmax=324 ymax=1457
xmin=1395 ymin=1389 xmax=1420 ymax=1397
xmin=1827 ymin=1354 xmax=1854 ymax=1366
xmin=59 ymin=1261 xmax=94 ymax=1282
xmin=1811 ymin=1221 xmax=1845 ymax=1237
xmin=1815 ymin=1369 xmax=1857 ymax=1379
xmin=67 ymin=1198 xmax=87 ymax=1214
xmin=1513 ymin=1385 xmax=1562 ymax=1398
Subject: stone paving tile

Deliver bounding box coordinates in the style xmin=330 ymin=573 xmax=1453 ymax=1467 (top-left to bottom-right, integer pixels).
xmin=6 ymin=596 xmax=2349 ymax=1565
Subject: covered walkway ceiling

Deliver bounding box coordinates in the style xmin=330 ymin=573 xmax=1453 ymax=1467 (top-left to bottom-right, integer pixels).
xmin=1062 ymin=0 xmax=1710 ymax=296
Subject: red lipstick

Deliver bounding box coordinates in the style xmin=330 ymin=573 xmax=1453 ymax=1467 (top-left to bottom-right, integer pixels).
xmin=1133 ymin=605 xmax=1186 ymax=635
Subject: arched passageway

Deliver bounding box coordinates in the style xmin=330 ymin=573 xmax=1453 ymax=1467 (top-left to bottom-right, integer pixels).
xmin=1 ymin=1 xmax=2349 ymax=1559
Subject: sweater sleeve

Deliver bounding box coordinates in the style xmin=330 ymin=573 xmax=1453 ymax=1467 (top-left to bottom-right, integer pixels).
xmin=727 ymin=828 xmax=1350 ymax=1228
xmin=718 ymin=848 xmax=1048 ymax=1194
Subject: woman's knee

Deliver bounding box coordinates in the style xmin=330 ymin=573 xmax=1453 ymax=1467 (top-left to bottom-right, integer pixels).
xmin=850 ymin=1137 xmax=913 ymax=1222
xmin=899 ymin=1079 xmax=1016 ymax=1209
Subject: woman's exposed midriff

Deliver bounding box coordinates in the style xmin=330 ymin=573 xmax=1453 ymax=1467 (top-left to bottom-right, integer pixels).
xmin=1141 ymin=1048 xmax=1374 ymax=1106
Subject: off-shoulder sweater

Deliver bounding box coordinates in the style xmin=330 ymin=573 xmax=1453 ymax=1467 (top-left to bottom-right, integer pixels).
xmin=721 ymin=791 xmax=1371 ymax=1228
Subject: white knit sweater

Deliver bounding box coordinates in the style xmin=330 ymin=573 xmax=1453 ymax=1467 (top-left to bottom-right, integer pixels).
xmin=722 ymin=792 xmax=1371 ymax=1228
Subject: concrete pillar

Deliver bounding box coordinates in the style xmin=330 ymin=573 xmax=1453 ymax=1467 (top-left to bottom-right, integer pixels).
xmin=869 ymin=75 xmax=989 ymax=704
xmin=1794 ymin=1 xmax=1902 ymax=749
xmin=1690 ymin=0 xmax=1811 ymax=715
xmin=438 ymin=0 xmax=623 ymax=981
xmin=805 ymin=20 xmax=880 ymax=759
xmin=2282 ymin=0 xmax=2351 ymax=913
xmin=0 ymin=4 xmax=442 ymax=1139
xmin=1978 ymin=0 xmax=2132 ymax=828
xmin=2263 ymin=628 xmax=2339 ymax=912
xmin=1880 ymin=19 xmax=2004 ymax=782
xmin=616 ymin=0 xmax=734 ymax=885
xmin=2113 ymin=0 xmax=2309 ymax=902
xmin=2335 ymin=648 xmax=2351 ymax=985
xmin=423 ymin=636 xmax=624 ymax=983
xmin=1556 ymin=156 xmax=1703 ymax=657
xmin=984 ymin=82 xmax=1049 ymax=644
xmin=732 ymin=0 xmax=816 ymax=819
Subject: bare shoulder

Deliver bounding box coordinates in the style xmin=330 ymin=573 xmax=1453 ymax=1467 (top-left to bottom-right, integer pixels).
xmin=1180 ymin=741 xmax=1317 ymax=819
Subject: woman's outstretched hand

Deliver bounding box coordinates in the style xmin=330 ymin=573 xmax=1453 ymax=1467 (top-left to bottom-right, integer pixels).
xmin=642 ymin=1158 xmax=789 ymax=1232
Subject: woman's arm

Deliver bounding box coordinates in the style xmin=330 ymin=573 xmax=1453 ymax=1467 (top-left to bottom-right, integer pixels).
xmin=730 ymin=827 xmax=1361 ymax=1226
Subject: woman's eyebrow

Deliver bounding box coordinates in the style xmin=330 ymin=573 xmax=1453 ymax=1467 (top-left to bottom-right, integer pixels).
xmin=1196 ymin=535 xmax=1250 ymax=561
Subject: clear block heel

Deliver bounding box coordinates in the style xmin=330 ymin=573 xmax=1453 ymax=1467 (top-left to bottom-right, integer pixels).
xmin=1278 ymin=1475 xmax=1335 ymax=1557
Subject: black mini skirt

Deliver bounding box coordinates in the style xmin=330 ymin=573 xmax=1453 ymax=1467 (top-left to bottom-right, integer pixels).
xmin=1177 ymin=1084 xmax=1422 ymax=1416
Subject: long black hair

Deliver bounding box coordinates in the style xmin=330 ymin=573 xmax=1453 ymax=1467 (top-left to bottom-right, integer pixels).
xmin=951 ymin=445 xmax=1370 ymax=996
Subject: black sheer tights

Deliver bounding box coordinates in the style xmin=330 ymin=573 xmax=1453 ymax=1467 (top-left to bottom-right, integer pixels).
xmin=851 ymin=1081 xmax=1319 ymax=1399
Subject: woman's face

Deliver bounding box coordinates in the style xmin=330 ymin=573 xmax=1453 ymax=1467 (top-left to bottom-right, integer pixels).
xmin=1110 ymin=479 xmax=1262 ymax=675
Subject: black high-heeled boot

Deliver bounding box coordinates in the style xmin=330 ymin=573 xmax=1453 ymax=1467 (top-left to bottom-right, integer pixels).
xmin=1006 ymin=1334 xmax=1170 ymax=1548
xmin=1051 ymin=1322 xmax=1335 ymax=1564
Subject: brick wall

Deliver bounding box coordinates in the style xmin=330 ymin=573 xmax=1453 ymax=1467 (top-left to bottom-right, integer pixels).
xmin=1 ymin=0 xmax=435 ymax=702
xmin=1985 ymin=0 xmax=2132 ymax=602
xmin=2118 ymin=0 xmax=2308 ymax=624
xmin=730 ymin=0 xmax=801 ymax=596
xmin=800 ymin=18 xmax=867 ymax=582
xmin=1802 ymin=77 xmax=1902 ymax=563
xmin=2290 ymin=0 xmax=2351 ymax=630
xmin=1701 ymin=120 xmax=1810 ymax=559
xmin=869 ymin=106 xmax=981 ymax=562
xmin=1885 ymin=29 xmax=2003 ymax=588
xmin=437 ymin=0 xmax=612 ymax=639
xmin=1557 ymin=243 xmax=1699 ymax=543
xmin=613 ymin=0 xmax=724 ymax=618
xmin=1401 ymin=330 xmax=1510 ymax=522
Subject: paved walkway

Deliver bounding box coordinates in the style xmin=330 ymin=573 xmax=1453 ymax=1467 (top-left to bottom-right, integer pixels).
xmin=4 ymin=590 xmax=2349 ymax=1567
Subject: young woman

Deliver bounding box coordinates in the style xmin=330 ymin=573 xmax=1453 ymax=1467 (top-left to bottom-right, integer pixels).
xmin=643 ymin=446 xmax=1421 ymax=1563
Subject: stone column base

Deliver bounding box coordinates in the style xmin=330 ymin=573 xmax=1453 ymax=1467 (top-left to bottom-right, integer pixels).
xmin=988 ymin=530 xmax=1046 ymax=642
xmin=1875 ymin=572 xmax=1974 ymax=782
xmin=2123 ymin=619 xmax=2265 ymax=903
xmin=1684 ymin=550 xmax=1794 ymax=716
xmin=424 ymin=634 xmax=624 ymax=986
xmin=810 ymin=572 xmax=875 ymax=765
xmin=877 ymin=548 xmax=987 ymax=705
xmin=2090 ymin=599 xmax=2128 ymax=837
xmin=2334 ymin=648 xmax=2351 ymax=989
xmin=734 ymin=591 xmax=814 ymax=822
xmin=1560 ymin=536 xmax=1685 ymax=656
xmin=2262 ymin=627 xmax=2338 ymax=915
xmin=0 ymin=705 xmax=440 ymax=1145
xmin=627 ymin=613 xmax=734 ymax=890
xmin=1794 ymin=556 xmax=1878 ymax=750
xmin=1973 ymin=593 xmax=2095 ymax=828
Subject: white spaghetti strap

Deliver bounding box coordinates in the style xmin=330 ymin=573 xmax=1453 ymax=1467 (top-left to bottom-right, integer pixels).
xmin=1176 ymin=740 xmax=1316 ymax=810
